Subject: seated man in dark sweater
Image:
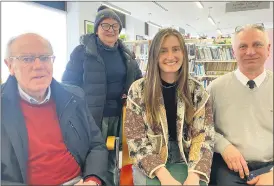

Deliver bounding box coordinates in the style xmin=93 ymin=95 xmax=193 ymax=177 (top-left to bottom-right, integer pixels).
xmin=1 ymin=33 xmax=108 ymax=185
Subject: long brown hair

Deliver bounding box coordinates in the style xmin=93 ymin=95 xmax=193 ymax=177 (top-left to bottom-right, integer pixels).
xmin=144 ymin=28 xmax=194 ymax=125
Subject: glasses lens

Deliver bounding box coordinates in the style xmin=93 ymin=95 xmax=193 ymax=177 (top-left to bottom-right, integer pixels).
xmin=112 ymin=23 xmax=120 ymax=31
xmin=39 ymin=56 xmax=51 ymax=62
xmin=20 ymin=56 xmax=35 ymax=63
xmin=101 ymin=23 xmax=111 ymax=31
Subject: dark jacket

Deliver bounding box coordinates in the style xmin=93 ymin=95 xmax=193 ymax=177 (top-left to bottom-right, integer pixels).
xmin=1 ymin=76 xmax=109 ymax=185
xmin=62 ymin=34 xmax=142 ymax=128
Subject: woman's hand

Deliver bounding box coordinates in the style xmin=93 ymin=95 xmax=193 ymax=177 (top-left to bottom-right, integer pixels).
xmin=183 ymin=172 xmax=200 ymax=185
xmin=155 ymin=167 xmax=182 ymax=185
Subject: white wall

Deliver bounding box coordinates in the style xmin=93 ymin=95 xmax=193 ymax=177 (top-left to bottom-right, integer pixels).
xmin=125 ymin=15 xmax=159 ymax=41
xmin=66 ymin=1 xmax=101 ymax=59
xmin=125 ymin=15 xmax=137 ymax=41
xmin=66 ymin=2 xmax=80 ymax=59
xmin=148 ymin=25 xmax=159 ymax=39
xmin=66 ymin=1 xmax=160 ymax=52
xmin=78 ymin=2 xmax=101 ymax=36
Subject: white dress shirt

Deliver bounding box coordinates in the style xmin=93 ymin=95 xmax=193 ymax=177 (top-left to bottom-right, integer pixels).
xmin=234 ymin=68 xmax=266 ymax=88
xmin=18 ymin=85 xmax=51 ymax=104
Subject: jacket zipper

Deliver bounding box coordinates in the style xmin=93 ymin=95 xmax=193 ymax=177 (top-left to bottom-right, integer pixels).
xmin=69 ymin=121 xmax=81 ymax=140
xmin=95 ymin=54 xmax=107 ymax=124
xmin=59 ymin=96 xmax=82 ymax=167
xmin=121 ymin=51 xmax=130 ymax=97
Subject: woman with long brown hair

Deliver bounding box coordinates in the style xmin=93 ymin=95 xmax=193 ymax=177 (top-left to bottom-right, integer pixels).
xmin=124 ymin=28 xmax=215 ymax=185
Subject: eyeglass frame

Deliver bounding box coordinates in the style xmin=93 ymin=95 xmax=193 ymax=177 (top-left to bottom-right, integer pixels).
xmin=235 ymin=23 xmax=265 ymax=33
xmin=8 ymin=55 xmax=56 ymax=64
xmin=100 ymin=23 xmax=120 ymax=31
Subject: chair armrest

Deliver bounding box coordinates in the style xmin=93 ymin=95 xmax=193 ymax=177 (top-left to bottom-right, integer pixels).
xmin=106 ymin=136 xmax=116 ymax=150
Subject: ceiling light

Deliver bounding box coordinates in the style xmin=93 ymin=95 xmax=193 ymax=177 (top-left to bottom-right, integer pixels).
xmin=152 ymin=1 xmax=168 ymax=11
xmin=217 ymin=28 xmax=222 ymax=35
xmin=195 ymin=2 xmax=204 ymax=9
xmin=101 ymin=2 xmax=131 ymax=15
xmin=147 ymin=21 xmax=162 ymax=28
xmin=208 ymin=16 xmax=216 ymax=25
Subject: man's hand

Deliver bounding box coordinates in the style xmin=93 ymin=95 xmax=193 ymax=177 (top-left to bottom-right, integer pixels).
xmin=247 ymin=171 xmax=273 ymax=185
xmin=222 ymin=144 xmax=249 ymax=179
xmin=183 ymin=172 xmax=200 ymax=185
xmin=74 ymin=179 xmax=99 ymax=185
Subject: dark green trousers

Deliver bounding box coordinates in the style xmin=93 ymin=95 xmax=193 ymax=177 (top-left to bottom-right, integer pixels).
xmin=133 ymin=163 xmax=207 ymax=185
xmin=102 ymin=116 xmax=121 ymax=186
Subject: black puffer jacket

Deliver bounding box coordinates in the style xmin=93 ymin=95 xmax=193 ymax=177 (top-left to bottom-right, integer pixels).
xmin=62 ymin=34 xmax=142 ymax=128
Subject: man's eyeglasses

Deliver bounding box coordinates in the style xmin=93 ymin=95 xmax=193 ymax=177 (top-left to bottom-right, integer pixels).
xmin=100 ymin=23 xmax=120 ymax=31
xmin=9 ymin=55 xmax=55 ymax=64
xmin=235 ymin=23 xmax=265 ymax=33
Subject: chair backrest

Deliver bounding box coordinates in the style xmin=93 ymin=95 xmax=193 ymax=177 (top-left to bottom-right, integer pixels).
xmin=121 ymin=102 xmax=133 ymax=166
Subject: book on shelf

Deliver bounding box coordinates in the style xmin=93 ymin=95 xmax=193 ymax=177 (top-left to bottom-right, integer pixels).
xmin=189 ymin=59 xmax=195 ymax=73
xmin=124 ymin=40 xmax=150 ymax=75
xmin=185 ymin=39 xmax=237 ymax=88
xmin=195 ymin=45 xmax=235 ymax=61
xmin=194 ymin=64 xmax=206 ymax=76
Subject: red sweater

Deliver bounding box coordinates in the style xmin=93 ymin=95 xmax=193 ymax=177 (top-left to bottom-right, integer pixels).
xmin=20 ymin=99 xmax=81 ymax=185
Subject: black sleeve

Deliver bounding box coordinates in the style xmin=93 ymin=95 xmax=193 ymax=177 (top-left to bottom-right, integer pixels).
xmin=82 ymin=102 xmax=109 ymax=185
xmin=62 ymin=45 xmax=85 ymax=87
xmin=133 ymin=59 xmax=143 ymax=80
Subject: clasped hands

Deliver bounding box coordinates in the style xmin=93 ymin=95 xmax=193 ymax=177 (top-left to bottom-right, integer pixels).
xmin=159 ymin=170 xmax=200 ymax=185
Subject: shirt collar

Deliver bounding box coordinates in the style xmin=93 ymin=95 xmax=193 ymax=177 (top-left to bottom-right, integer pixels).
xmin=96 ymin=37 xmax=118 ymax=51
xmin=18 ymin=85 xmax=51 ymax=104
xmin=234 ymin=68 xmax=266 ymax=88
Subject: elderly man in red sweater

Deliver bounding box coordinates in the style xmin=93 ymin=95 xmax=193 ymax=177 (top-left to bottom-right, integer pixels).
xmin=1 ymin=33 xmax=108 ymax=185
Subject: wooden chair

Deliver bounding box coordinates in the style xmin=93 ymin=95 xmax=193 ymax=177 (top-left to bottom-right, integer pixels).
xmin=106 ymin=128 xmax=120 ymax=186
xmin=119 ymin=103 xmax=134 ymax=185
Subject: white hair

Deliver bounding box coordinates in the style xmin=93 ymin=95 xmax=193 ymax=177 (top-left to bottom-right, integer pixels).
xmin=5 ymin=36 xmax=17 ymax=59
xmin=231 ymin=24 xmax=269 ymax=49
xmin=5 ymin=33 xmax=53 ymax=59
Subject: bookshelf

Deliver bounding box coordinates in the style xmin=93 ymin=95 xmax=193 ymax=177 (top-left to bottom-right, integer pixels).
xmin=124 ymin=40 xmax=150 ymax=75
xmin=124 ymin=38 xmax=237 ymax=88
xmin=186 ymin=38 xmax=237 ymax=88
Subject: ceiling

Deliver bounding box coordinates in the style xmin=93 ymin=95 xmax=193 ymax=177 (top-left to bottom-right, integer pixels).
xmin=109 ymin=1 xmax=273 ymax=37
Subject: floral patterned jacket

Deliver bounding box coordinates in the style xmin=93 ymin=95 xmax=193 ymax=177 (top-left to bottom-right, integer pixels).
xmin=124 ymin=77 xmax=215 ymax=183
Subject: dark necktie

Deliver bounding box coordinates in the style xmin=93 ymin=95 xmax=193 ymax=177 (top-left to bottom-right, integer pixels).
xmin=247 ymin=80 xmax=256 ymax=89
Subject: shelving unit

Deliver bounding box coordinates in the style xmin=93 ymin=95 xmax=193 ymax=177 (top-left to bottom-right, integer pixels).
xmin=124 ymin=38 xmax=237 ymax=87
xmin=124 ymin=40 xmax=150 ymax=75
xmin=186 ymin=38 xmax=237 ymax=88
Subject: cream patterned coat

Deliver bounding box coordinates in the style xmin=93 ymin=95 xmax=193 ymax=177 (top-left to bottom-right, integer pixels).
xmin=124 ymin=77 xmax=215 ymax=184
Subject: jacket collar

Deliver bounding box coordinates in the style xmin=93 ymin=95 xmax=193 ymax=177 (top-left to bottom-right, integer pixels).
xmin=155 ymin=80 xmax=210 ymax=145
xmin=79 ymin=33 xmax=133 ymax=62
xmin=2 ymin=75 xmax=74 ymax=119
xmin=17 ymin=84 xmax=51 ymax=105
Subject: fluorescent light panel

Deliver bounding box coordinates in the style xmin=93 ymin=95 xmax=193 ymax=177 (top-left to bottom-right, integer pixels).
xmin=101 ymin=2 xmax=131 ymax=15
xmin=208 ymin=16 xmax=216 ymax=25
xmin=152 ymin=1 xmax=168 ymax=11
xmin=147 ymin=21 xmax=162 ymax=28
xmin=217 ymin=28 xmax=222 ymax=35
xmin=195 ymin=2 xmax=204 ymax=9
